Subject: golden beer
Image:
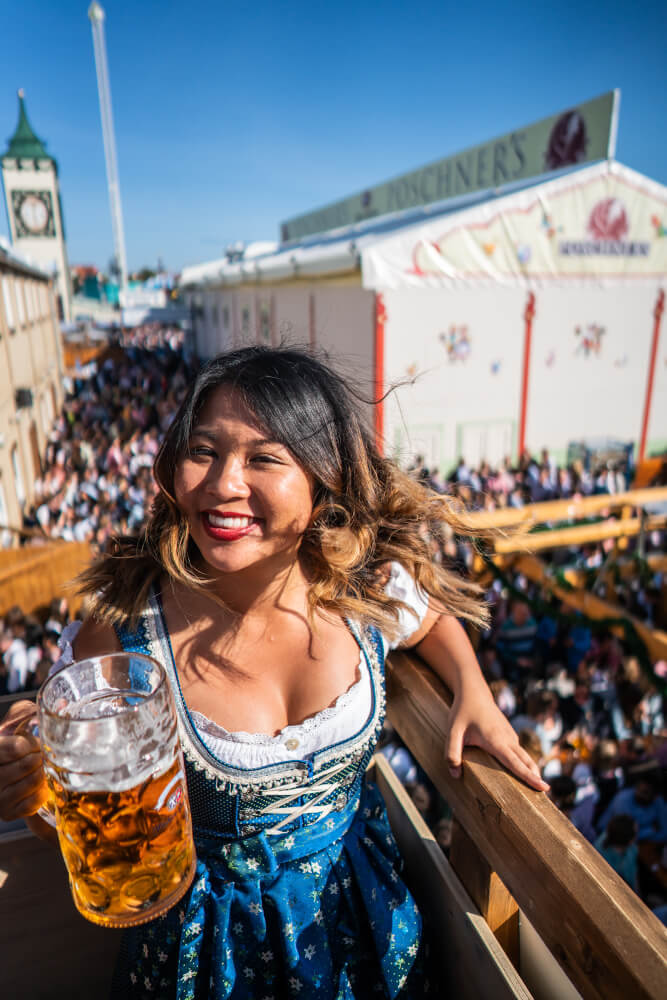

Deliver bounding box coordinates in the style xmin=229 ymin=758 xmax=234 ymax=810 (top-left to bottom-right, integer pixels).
xmin=48 ymin=753 xmax=195 ymax=927
xmin=37 ymin=652 xmax=197 ymax=927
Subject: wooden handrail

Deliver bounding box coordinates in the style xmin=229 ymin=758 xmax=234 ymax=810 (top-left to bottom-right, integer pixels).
xmin=460 ymin=487 xmax=667 ymax=530
xmin=0 ymin=523 xmax=51 ymax=541
xmin=512 ymin=553 xmax=667 ymax=662
xmin=0 ymin=540 xmax=91 ymax=617
xmin=493 ymin=514 xmax=666 ymax=554
xmin=385 ymin=650 xmax=667 ymax=1000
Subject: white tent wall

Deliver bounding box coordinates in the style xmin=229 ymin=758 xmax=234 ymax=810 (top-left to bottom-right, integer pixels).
xmin=526 ymin=284 xmax=662 ymax=464
xmin=191 ymin=284 xmax=376 ymax=407
xmin=272 ymin=287 xmax=311 ymax=345
xmin=382 ymin=286 xmax=527 ymax=473
xmin=309 ymin=285 xmax=375 ymax=377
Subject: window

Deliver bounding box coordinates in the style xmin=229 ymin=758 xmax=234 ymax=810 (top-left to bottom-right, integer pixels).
xmin=15 ymin=282 xmax=25 ymax=326
xmin=11 ymin=445 xmax=26 ymax=510
xmin=222 ymin=306 xmax=229 ymax=329
xmin=259 ymin=301 xmax=271 ymax=345
xmin=40 ymin=394 xmax=51 ymax=435
xmin=2 ymin=277 xmax=14 ymax=329
xmin=241 ymin=307 xmax=250 ymax=337
xmin=0 ymin=478 xmax=11 ymax=548
xmin=211 ymin=305 xmax=219 ymax=327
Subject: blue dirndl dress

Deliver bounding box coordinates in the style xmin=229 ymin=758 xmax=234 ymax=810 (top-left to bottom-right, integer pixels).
xmin=109 ymin=591 xmax=431 ymax=999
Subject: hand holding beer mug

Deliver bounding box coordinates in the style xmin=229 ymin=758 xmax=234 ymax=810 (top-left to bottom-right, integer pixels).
xmin=36 ymin=652 xmax=196 ymax=927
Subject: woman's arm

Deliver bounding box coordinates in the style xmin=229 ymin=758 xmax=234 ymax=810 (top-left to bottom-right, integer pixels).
xmin=403 ymin=610 xmax=549 ymax=792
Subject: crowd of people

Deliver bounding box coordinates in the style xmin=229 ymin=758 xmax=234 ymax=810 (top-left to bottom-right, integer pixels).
xmin=1 ymin=331 xmax=665 ymax=918
xmin=410 ymin=449 xmax=666 ymax=630
xmin=21 ymin=324 xmax=194 ymax=551
xmin=1 ymin=324 xmax=194 ymax=696
xmin=412 ymin=448 xmax=634 ymax=507
xmin=384 ymin=462 xmax=667 ymax=915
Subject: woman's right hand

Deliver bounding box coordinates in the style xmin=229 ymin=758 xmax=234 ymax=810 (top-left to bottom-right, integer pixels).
xmin=0 ymin=701 xmax=49 ymax=821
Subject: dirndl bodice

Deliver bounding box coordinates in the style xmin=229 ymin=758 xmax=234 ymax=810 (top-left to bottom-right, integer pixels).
xmin=109 ymin=591 xmax=430 ymax=999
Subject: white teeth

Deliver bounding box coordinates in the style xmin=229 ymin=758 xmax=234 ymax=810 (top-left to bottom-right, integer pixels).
xmin=207 ymin=514 xmax=254 ymax=529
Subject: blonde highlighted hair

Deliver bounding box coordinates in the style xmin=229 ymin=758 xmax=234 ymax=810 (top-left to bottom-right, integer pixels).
xmin=78 ymin=346 xmax=491 ymax=636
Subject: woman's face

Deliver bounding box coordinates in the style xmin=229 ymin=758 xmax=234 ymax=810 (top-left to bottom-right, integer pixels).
xmin=173 ymin=385 xmax=314 ymax=579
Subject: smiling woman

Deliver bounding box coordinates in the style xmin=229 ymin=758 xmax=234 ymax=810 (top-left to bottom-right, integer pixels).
xmin=173 ymin=385 xmax=315 ymax=579
xmin=0 ymin=345 xmax=547 ymax=1000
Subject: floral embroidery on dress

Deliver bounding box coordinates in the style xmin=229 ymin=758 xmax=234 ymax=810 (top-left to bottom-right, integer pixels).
xmin=108 ymin=594 xmax=430 ymax=999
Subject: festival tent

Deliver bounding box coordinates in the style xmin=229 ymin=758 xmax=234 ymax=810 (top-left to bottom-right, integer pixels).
xmin=181 ymin=160 xmax=667 ymax=472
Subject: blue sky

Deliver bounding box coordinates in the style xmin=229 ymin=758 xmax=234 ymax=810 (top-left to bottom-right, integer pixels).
xmin=1 ymin=0 xmax=666 ymax=272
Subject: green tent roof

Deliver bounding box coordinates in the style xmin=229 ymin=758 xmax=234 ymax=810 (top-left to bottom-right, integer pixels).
xmin=4 ymin=90 xmax=52 ymax=161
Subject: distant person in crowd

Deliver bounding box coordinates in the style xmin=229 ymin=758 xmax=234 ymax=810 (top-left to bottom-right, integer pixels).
xmin=496 ymin=600 xmax=538 ymax=676
xmin=549 ymin=775 xmax=597 ymax=842
xmin=597 ymin=775 xmax=667 ymax=846
xmin=0 ymin=607 xmax=29 ymax=694
xmin=595 ymin=814 xmax=639 ymax=890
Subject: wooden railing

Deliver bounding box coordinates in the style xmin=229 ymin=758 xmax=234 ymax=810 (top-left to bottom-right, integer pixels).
xmin=0 ymin=541 xmax=91 ymax=618
xmin=386 ymin=651 xmax=667 ymax=1000
xmin=510 ymin=553 xmax=667 ymax=663
xmin=1 ymin=495 xmax=666 ymax=995
xmin=461 ymin=487 xmax=667 ymax=531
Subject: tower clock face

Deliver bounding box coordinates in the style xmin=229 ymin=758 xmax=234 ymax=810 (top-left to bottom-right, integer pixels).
xmin=11 ymin=190 xmax=55 ymax=237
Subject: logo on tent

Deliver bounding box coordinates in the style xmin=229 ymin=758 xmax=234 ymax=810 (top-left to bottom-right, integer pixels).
xmin=559 ymin=197 xmax=649 ymax=257
xmin=588 ymin=198 xmax=628 ymax=241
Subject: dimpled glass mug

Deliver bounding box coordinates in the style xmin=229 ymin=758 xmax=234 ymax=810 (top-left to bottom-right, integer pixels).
xmin=35 ymin=652 xmax=196 ymax=927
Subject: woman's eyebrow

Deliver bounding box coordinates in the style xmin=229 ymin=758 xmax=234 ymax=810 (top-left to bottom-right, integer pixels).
xmin=190 ymin=428 xmax=283 ymax=447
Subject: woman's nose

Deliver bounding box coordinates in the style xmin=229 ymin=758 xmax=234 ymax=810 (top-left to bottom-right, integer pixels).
xmin=205 ymin=456 xmax=250 ymax=498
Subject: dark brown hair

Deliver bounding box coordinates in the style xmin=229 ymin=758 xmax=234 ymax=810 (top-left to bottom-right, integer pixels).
xmin=78 ymin=345 xmax=491 ymax=635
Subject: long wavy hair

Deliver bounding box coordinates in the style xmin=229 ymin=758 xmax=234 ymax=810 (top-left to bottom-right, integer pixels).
xmin=78 ymin=345 xmax=491 ymax=636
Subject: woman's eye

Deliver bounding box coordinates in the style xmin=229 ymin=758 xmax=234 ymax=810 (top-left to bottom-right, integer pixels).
xmin=188 ymin=446 xmax=215 ymax=459
xmin=251 ymin=453 xmax=281 ymax=464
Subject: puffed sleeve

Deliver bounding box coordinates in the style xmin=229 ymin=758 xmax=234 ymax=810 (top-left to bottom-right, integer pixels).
xmin=383 ymin=562 xmax=430 ymax=651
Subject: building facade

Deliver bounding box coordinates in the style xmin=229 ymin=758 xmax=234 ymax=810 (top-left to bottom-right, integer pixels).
xmin=1 ymin=91 xmax=72 ymax=322
xmin=0 ymin=241 xmax=64 ymax=546
xmin=181 ymin=161 xmax=667 ymax=475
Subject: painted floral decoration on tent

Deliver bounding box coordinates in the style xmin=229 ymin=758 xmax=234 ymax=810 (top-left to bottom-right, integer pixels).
xmin=405 ymin=363 xmax=418 ymax=378
xmin=490 ymin=359 xmax=502 ymax=375
xmin=540 ymin=211 xmax=563 ymax=239
xmin=439 ymin=325 xmax=471 ymax=362
xmin=651 ymin=215 xmax=666 ymax=238
xmin=545 ymin=350 xmax=556 ymax=367
xmin=575 ymin=323 xmax=605 ymax=358
xmin=516 ymin=244 xmax=532 ymax=265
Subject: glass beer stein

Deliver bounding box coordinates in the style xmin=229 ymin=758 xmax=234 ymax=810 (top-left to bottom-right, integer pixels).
xmin=36 ymin=652 xmax=196 ymax=927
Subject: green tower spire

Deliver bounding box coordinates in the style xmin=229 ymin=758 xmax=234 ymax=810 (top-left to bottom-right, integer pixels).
xmin=4 ymin=89 xmax=52 ymax=161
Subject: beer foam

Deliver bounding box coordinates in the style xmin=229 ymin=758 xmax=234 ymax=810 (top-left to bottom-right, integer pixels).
xmin=48 ymin=753 xmax=180 ymax=795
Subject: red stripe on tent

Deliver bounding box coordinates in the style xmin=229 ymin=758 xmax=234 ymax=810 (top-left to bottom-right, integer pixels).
xmin=374 ymin=293 xmax=386 ymax=453
xmin=639 ymin=288 xmax=665 ymax=462
xmin=518 ymin=292 xmax=536 ymax=458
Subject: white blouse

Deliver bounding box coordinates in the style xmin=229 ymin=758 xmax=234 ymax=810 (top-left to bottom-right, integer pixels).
xmin=55 ymin=562 xmax=429 ymax=769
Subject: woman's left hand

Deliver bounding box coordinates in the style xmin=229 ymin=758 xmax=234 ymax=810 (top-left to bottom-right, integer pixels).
xmin=411 ymin=611 xmax=549 ymax=792
xmin=446 ymin=685 xmax=549 ymax=792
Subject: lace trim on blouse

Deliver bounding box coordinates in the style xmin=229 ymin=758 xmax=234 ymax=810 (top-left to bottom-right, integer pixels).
xmin=189 ymin=655 xmax=367 ymax=747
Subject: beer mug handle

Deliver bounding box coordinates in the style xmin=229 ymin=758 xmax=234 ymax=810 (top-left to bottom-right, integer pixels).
xmin=15 ymin=717 xmax=57 ymax=828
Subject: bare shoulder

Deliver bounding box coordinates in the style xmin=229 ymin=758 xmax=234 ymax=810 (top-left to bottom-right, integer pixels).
xmin=72 ymin=617 xmax=122 ymax=660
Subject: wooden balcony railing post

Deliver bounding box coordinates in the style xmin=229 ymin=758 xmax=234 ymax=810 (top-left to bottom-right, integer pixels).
xmin=449 ymin=817 xmax=520 ymax=968
xmin=386 ymin=651 xmax=667 ymax=1000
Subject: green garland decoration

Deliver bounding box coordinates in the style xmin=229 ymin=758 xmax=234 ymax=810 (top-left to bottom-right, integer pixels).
xmin=478 ymin=550 xmax=667 ymax=698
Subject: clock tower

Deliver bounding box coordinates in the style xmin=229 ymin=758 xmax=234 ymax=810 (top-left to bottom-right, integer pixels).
xmin=1 ymin=90 xmax=72 ymax=321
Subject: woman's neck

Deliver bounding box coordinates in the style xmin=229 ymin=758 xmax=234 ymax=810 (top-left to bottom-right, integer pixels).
xmin=182 ymin=553 xmax=311 ymax=619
